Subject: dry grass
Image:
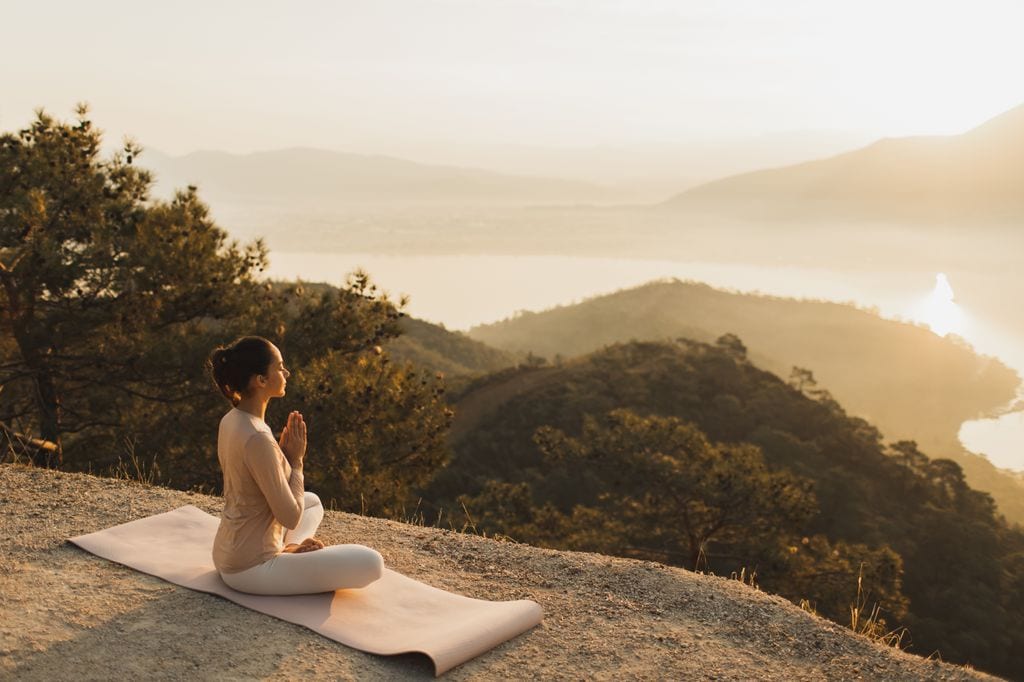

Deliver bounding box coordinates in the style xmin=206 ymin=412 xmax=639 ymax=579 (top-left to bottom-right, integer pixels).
xmin=849 ymin=563 xmax=909 ymax=649
xmin=729 ymin=566 xmax=759 ymax=589
xmin=795 ymin=563 xmax=908 ymax=650
xmin=106 ymin=437 xmax=160 ymax=487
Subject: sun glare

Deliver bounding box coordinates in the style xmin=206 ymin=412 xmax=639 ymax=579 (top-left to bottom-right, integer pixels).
xmin=912 ymin=273 xmax=967 ymax=337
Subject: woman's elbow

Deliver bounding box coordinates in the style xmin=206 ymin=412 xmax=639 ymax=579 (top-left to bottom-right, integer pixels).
xmin=281 ymin=504 xmax=303 ymax=530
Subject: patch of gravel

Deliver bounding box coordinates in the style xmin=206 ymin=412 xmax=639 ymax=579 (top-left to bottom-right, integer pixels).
xmin=0 ymin=462 xmax=999 ymax=680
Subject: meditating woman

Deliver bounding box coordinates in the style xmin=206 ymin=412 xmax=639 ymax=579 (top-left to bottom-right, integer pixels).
xmin=207 ymin=335 xmax=384 ymax=595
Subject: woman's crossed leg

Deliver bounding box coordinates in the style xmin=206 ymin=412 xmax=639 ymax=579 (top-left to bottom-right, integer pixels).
xmin=221 ymin=543 xmax=384 ymax=595
xmin=283 ymin=491 xmax=324 ymax=546
xmin=220 ymin=491 xmax=385 ymax=595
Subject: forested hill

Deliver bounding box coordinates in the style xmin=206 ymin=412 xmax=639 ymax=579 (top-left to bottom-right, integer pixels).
xmin=464 ymin=278 xmax=1024 ymax=524
xmin=430 ymin=337 xmax=1024 ymax=678
xmin=388 ymin=316 xmax=519 ymax=379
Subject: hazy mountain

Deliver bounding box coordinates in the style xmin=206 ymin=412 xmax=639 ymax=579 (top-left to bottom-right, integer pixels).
xmin=659 ymin=103 xmax=1024 ymax=224
xmin=139 ymin=147 xmax=618 ymax=206
xmin=311 ymin=130 xmax=875 ymax=203
xmin=464 ymin=278 xmax=1024 ymax=524
xmin=132 ymin=128 xmax=874 ymax=209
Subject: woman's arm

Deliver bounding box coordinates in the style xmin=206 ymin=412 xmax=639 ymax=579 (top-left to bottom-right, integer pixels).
xmin=243 ymin=432 xmax=305 ymax=530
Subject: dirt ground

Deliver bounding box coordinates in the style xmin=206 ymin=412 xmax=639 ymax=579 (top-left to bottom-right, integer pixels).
xmin=0 ymin=462 xmax=998 ymax=680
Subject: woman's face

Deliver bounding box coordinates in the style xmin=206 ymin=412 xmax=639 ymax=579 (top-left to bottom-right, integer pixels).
xmin=260 ymin=344 xmax=290 ymax=398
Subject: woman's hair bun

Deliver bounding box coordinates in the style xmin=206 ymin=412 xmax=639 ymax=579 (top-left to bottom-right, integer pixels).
xmin=206 ymin=337 xmax=276 ymax=406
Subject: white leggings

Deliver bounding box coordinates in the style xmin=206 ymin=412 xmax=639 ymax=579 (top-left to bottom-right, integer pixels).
xmin=219 ymin=492 xmax=385 ymax=596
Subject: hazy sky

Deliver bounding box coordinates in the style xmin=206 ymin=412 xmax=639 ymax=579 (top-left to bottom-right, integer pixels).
xmin=3 ymin=0 xmax=1022 ymax=158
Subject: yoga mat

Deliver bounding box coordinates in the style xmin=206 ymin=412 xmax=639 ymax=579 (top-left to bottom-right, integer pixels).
xmin=67 ymin=505 xmax=543 ymax=676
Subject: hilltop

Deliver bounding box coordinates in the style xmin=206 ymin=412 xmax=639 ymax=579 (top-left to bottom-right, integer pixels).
xmin=0 ymin=463 xmax=994 ymax=680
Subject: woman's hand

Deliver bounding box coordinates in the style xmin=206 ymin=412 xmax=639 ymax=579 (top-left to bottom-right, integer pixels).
xmin=279 ymin=411 xmax=307 ymax=466
xmin=282 ymin=537 xmax=325 ymax=554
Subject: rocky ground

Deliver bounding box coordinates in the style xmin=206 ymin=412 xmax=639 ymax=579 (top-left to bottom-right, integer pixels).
xmin=0 ymin=462 xmax=998 ymax=680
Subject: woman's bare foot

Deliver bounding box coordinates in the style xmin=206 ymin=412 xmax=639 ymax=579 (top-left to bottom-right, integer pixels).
xmin=297 ymin=537 xmax=325 ymax=552
xmin=283 ymin=537 xmax=325 ymax=554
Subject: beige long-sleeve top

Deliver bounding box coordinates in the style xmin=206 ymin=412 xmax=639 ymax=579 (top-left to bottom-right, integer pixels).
xmin=212 ymin=407 xmax=305 ymax=574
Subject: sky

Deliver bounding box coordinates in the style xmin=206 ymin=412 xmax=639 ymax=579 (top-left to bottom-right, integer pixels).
xmin=3 ymin=0 xmax=1023 ymax=160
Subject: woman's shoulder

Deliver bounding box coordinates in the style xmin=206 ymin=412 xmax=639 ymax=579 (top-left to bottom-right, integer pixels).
xmin=222 ymin=407 xmax=272 ymax=436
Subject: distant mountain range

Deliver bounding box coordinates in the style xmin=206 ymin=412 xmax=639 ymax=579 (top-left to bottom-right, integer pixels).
xmin=134 ymin=102 xmax=1023 ymax=223
xmin=140 ymin=147 xmax=615 ymax=206
xmin=301 ymin=130 xmax=873 ymax=203
xmin=659 ymin=103 xmax=1024 ymax=224
xmin=135 ymin=129 xmax=875 ymax=208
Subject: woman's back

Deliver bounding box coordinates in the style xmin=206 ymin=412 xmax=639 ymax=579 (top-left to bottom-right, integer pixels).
xmin=212 ymin=407 xmax=304 ymax=573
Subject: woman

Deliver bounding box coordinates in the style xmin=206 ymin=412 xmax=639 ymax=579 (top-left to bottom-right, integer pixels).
xmin=206 ymin=335 xmax=384 ymax=595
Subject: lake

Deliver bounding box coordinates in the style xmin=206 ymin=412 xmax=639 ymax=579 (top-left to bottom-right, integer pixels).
xmin=265 ymin=251 xmax=1024 ymax=471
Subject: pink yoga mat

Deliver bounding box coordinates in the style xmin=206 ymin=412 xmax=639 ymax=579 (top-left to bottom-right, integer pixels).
xmin=67 ymin=505 xmax=543 ymax=676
